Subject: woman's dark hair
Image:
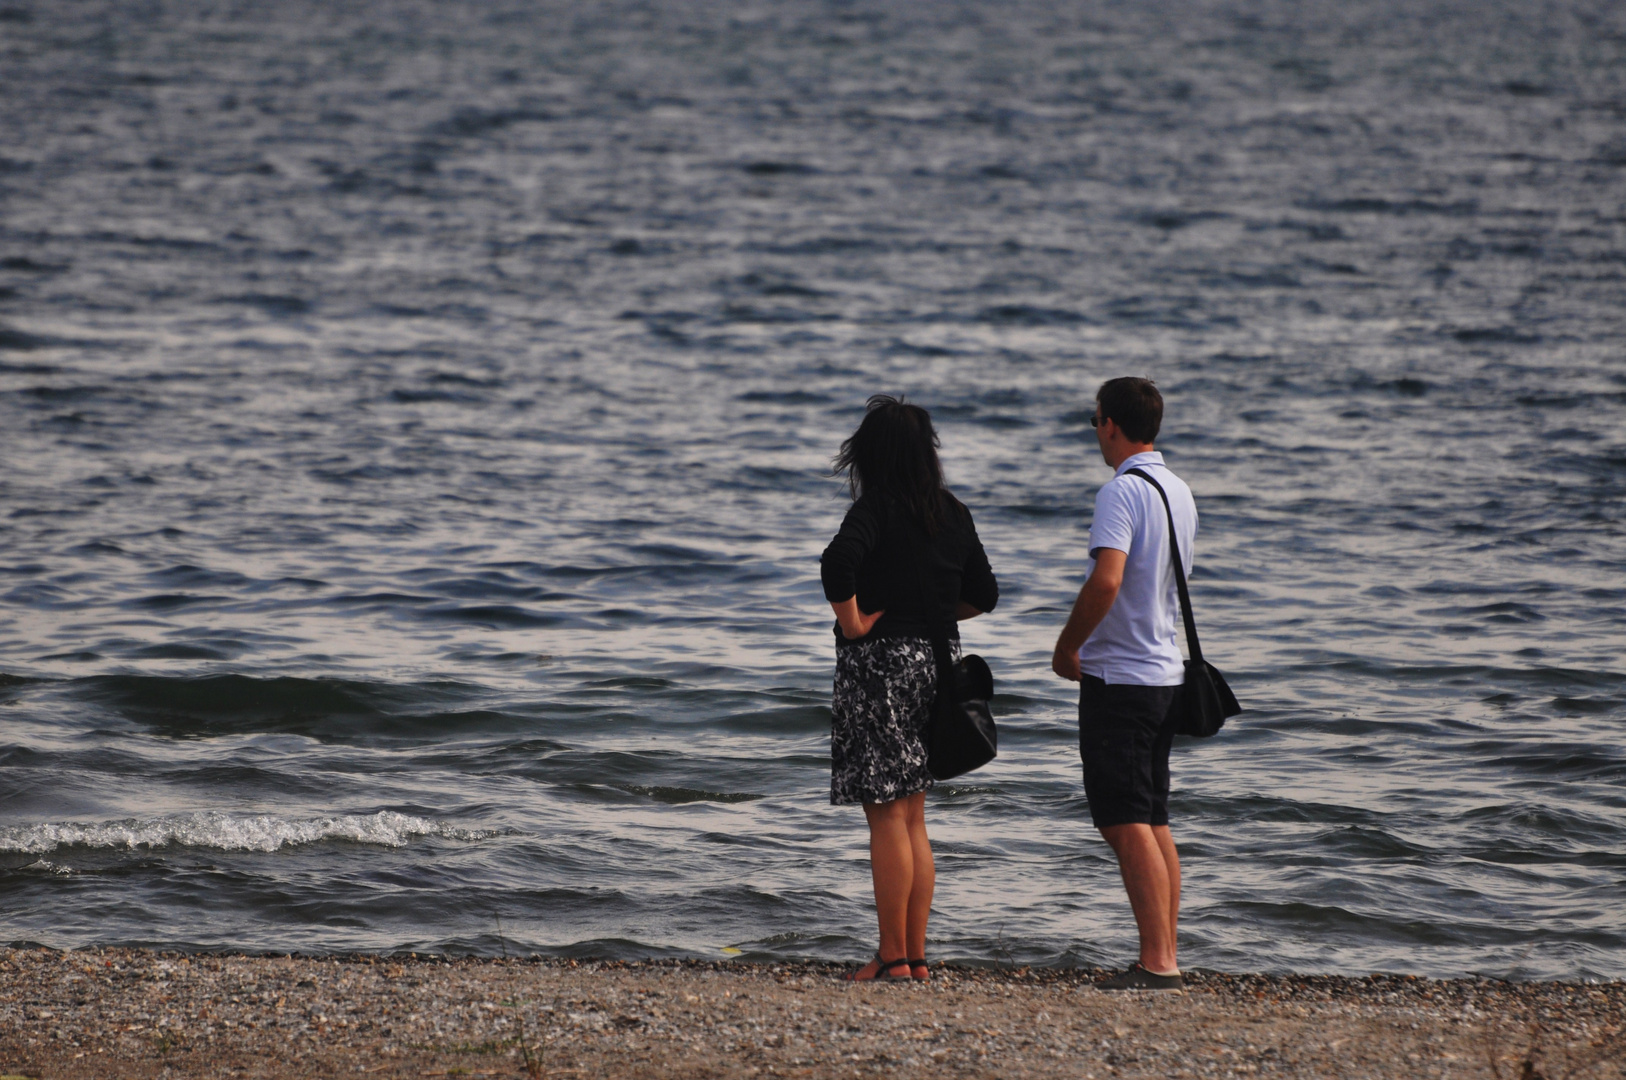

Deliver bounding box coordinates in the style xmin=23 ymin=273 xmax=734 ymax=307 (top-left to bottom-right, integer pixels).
xmin=1096 ymin=376 xmax=1163 ymax=444
xmin=833 ymin=395 xmax=952 ymax=533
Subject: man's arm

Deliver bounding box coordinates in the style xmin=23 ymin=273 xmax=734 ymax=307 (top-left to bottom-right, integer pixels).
xmin=1050 ymin=547 xmax=1127 ymax=681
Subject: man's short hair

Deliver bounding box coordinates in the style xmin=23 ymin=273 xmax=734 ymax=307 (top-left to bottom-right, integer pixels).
xmin=1097 ymin=377 xmax=1163 ymax=444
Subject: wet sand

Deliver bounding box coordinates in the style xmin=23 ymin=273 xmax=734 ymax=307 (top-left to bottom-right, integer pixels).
xmin=1 ymin=947 xmax=1621 ymax=1079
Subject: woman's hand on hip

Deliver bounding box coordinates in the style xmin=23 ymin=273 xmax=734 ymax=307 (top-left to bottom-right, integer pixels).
xmin=831 ymin=596 xmax=885 ymax=640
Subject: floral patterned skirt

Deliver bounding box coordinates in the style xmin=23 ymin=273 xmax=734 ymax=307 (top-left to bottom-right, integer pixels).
xmin=830 ymin=635 xmax=955 ymax=806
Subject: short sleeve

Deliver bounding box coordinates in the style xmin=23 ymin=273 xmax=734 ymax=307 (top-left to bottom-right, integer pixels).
xmin=1088 ymin=478 xmax=1138 ymax=559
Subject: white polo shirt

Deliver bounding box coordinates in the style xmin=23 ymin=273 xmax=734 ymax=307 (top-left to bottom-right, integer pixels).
xmin=1076 ymin=451 xmax=1197 ymax=686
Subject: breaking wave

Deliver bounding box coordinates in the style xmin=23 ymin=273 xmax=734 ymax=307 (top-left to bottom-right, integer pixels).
xmin=0 ymin=810 xmax=491 ymax=855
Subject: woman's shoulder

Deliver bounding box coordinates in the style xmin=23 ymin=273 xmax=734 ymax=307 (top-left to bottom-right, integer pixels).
xmin=835 ymin=492 xmax=894 ymax=537
xmin=841 ymin=490 xmax=975 ymax=540
xmin=939 ymin=489 xmax=976 ymax=528
xmin=845 ymin=491 xmax=887 ymax=518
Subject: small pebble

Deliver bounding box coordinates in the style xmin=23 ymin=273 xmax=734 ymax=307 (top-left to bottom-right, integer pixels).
xmin=0 ymin=947 xmax=1620 ymax=1078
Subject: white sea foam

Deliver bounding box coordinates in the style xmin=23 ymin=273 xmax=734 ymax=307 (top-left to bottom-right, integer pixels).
xmin=0 ymin=811 xmax=486 ymax=854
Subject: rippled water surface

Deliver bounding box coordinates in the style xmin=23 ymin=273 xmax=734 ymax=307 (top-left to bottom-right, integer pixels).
xmin=2 ymin=0 xmax=1624 ymax=979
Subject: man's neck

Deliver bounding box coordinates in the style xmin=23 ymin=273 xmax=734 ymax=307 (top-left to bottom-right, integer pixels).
xmin=1105 ymin=442 xmax=1155 ymax=471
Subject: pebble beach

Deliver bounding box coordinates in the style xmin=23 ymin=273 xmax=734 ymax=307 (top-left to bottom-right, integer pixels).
xmin=5 ymin=0 xmax=1626 ymax=983
xmin=2 ymin=948 xmax=1621 ymax=1079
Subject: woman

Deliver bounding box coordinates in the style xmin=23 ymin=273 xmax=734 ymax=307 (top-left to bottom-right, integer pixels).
xmin=819 ymin=395 xmax=998 ymax=981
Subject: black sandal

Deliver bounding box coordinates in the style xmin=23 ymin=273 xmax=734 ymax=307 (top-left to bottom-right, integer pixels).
xmin=843 ymin=953 xmax=913 ymax=982
xmin=908 ymin=957 xmax=929 ymax=980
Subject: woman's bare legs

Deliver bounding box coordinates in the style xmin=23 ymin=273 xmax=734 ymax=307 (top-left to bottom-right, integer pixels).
xmin=852 ymin=792 xmax=932 ymax=980
xmin=903 ymin=792 xmax=934 ymax=976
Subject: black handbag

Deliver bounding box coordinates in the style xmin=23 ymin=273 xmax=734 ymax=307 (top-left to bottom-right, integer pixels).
xmin=925 ymin=639 xmax=997 ymax=780
xmin=1125 ymin=468 xmax=1242 ymax=738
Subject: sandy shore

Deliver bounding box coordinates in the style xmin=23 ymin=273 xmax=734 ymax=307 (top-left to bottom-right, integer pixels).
xmin=1 ymin=947 xmax=1621 ymax=1079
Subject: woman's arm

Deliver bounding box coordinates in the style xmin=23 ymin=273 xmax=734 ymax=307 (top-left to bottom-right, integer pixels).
xmin=821 ymin=499 xmax=884 ymax=637
xmin=831 ymin=595 xmax=886 ymax=639
xmin=959 ymin=520 xmax=999 ymax=615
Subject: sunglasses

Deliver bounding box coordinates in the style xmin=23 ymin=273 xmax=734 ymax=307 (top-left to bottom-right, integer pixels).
xmin=1089 ymin=412 xmax=1105 ymax=428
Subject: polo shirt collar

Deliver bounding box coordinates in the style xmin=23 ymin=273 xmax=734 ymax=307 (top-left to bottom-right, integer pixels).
xmin=1113 ymin=450 xmax=1165 ymax=477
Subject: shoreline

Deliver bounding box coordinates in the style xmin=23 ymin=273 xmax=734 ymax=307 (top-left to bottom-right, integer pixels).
xmin=2 ymin=947 xmax=1622 ymax=1079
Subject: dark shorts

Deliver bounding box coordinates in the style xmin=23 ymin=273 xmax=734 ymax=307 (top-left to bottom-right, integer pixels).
xmin=1078 ymin=674 xmax=1181 ymax=829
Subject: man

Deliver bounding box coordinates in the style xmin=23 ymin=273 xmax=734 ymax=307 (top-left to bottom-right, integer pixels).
xmin=1052 ymin=377 xmax=1196 ymax=992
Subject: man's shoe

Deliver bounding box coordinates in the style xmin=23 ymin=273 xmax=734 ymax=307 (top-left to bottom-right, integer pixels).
xmin=1096 ymin=962 xmax=1183 ymax=992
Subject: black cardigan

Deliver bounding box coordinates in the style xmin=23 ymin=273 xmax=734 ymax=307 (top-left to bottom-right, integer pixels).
xmin=819 ymin=493 xmax=998 ymax=646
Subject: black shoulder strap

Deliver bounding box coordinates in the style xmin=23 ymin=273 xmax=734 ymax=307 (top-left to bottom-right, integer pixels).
xmin=1123 ymin=467 xmax=1203 ymax=665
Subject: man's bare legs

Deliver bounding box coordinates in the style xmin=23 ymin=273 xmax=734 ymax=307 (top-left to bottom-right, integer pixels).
xmin=852 ymin=792 xmax=932 ymax=979
xmin=1153 ymin=825 xmax=1180 ymax=963
xmin=1100 ymin=822 xmax=1180 ymax=973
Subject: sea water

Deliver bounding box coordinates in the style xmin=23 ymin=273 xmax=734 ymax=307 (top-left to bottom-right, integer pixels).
xmin=1 ymin=0 xmax=1623 ymax=979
